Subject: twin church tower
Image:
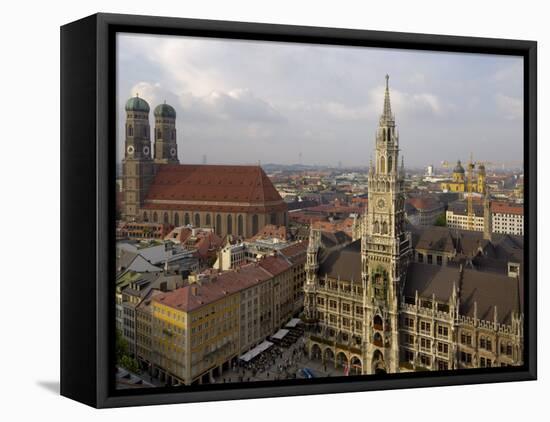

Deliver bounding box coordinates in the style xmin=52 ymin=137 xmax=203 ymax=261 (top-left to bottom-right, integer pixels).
xmin=121 ymin=95 xmax=288 ymax=237
xmin=122 ymin=96 xmax=179 ymax=220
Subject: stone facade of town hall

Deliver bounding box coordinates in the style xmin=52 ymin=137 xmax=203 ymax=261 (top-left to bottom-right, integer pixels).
xmin=303 ymin=76 xmax=523 ymax=375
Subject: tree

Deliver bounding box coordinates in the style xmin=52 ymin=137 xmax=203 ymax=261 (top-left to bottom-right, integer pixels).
xmin=116 ymin=329 xmax=140 ymax=374
xmin=115 ymin=329 xmax=129 ymax=361
xmin=120 ymin=355 xmax=140 ymax=374
xmin=434 ymin=213 xmax=447 ymax=227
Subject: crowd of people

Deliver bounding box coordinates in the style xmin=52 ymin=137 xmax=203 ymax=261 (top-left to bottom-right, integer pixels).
xmin=220 ymin=323 xmax=309 ymax=383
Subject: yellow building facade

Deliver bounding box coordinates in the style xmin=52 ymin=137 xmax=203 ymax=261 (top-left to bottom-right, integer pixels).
xmin=149 ymin=286 xmax=240 ymax=386
xmin=440 ymin=160 xmax=486 ymax=194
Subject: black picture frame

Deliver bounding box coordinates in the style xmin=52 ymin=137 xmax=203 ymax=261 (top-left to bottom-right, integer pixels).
xmin=60 ymin=12 xmax=537 ymax=408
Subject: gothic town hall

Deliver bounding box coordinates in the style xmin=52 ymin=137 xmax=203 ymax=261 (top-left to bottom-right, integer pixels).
xmin=303 ymin=76 xmax=523 ymax=375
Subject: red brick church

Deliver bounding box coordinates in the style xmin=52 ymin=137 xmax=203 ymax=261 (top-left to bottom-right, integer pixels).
xmin=120 ymin=96 xmax=287 ymax=238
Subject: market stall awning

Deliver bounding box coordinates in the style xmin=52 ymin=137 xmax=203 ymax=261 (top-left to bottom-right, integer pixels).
xmin=285 ymin=318 xmax=301 ymax=328
xmin=271 ymin=329 xmax=290 ymax=340
xmin=238 ymin=340 xmax=274 ymax=362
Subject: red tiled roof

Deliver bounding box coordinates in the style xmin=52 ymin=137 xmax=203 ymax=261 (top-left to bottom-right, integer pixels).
xmin=407 ymin=197 xmax=442 ymax=211
xmin=145 ymin=164 xmax=283 ymax=204
xmin=491 ymin=202 xmax=524 ymax=215
xmin=154 ymin=263 xmax=272 ymax=312
xmin=194 ymin=232 xmax=223 ymax=258
xmin=306 ymin=204 xmax=361 ymax=214
xmin=258 ymin=255 xmax=291 ymax=276
xmin=279 ymin=241 xmax=308 ymax=265
xmin=280 ymin=241 xmax=308 ymax=259
xmin=142 ymin=202 xmax=287 ymax=213
xmin=249 ymin=224 xmax=287 ymax=241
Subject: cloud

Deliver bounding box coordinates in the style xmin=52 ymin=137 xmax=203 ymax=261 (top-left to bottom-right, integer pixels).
xmin=117 ymin=34 xmax=524 ymax=167
xmin=493 ymin=61 xmax=523 ymax=83
xmin=495 ymin=94 xmax=522 ymax=120
xmin=128 ymin=82 xmax=284 ymax=124
xmin=128 ymin=82 xmax=180 ymax=110
xmin=367 ymin=85 xmax=444 ymax=117
xmin=196 ymin=89 xmax=285 ymax=123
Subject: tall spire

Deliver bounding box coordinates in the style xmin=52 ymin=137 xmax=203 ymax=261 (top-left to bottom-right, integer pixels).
xmin=381 ymin=74 xmax=393 ymax=124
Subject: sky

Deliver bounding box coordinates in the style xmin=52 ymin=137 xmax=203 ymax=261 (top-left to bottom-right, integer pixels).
xmin=116 ymin=33 xmax=523 ymax=168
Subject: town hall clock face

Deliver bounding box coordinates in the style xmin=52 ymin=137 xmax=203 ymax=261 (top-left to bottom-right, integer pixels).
xmin=170 ymin=147 xmax=177 ymax=157
xmin=377 ymin=198 xmax=386 ymax=209
xmin=142 ymin=146 xmax=150 ymax=156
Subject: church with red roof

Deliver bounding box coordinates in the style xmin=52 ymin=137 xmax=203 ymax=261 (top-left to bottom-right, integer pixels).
xmin=120 ymin=96 xmax=287 ymax=238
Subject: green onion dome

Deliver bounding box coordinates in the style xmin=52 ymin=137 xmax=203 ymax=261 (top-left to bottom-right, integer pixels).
xmin=125 ymin=95 xmax=150 ymax=113
xmin=154 ymin=102 xmax=176 ymax=119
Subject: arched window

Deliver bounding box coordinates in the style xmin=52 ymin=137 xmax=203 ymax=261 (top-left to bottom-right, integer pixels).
xmin=153 ymin=212 xmax=158 ymax=223
xmin=194 ymin=213 xmax=200 ymax=227
xmin=382 ymin=221 xmax=388 ymax=234
xmin=388 ymin=156 xmax=393 ymax=173
xmin=206 ymin=214 xmax=211 ymax=227
xmin=386 ymin=181 xmax=390 ymax=191
xmin=386 ymin=127 xmax=391 ymax=143
xmin=373 ymin=315 xmax=383 ymax=327
xmin=216 ymin=214 xmax=222 ymax=235
xmin=184 ymin=213 xmax=190 ymax=226
xmin=380 ymin=157 xmax=386 ymax=174
xmin=174 ymin=213 xmax=179 ymax=226
xmin=227 ymin=215 xmax=233 ymax=235
xmin=163 ymin=212 xmax=169 ymax=224
xmin=127 ymin=125 xmax=133 ymax=136
xmin=238 ymin=215 xmax=243 ymax=236
xmin=252 ymin=214 xmax=259 ymax=235
xmin=143 ymin=212 xmax=148 ymax=222
xmin=373 ymin=221 xmax=379 ymax=233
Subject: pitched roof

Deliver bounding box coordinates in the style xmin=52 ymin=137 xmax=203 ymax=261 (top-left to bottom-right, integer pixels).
xmin=411 ymin=226 xmax=457 ymax=253
xmin=258 ymin=255 xmax=291 ymax=276
xmin=459 ymin=267 xmax=522 ymax=324
xmin=279 ymin=240 xmax=308 ymax=264
xmin=249 ymin=224 xmax=287 ymax=241
xmin=404 ymin=262 xmax=522 ymax=325
xmin=318 ymin=239 xmax=362 ymax=282
xmin=407 ymin=196 xmax=443 ymax=211
xmin=144 ymin=164 xmax=283 ymax=204
xmin=154 ymin=264 xmax=273 ymax=312
xmin=491 ymin=201 xmax=524 ymax=215
xmin=448 ymin=200 xmax=484 ymax=217
xmin=409 ymin=225 xmax=523 ymax=259
xmin=320 ymin=231 xmax=352 ymax=249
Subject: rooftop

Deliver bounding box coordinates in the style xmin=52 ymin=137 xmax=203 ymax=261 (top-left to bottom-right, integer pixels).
xmin=492 ymin=201 xmax=524 ymax=215
xmin=153 ymin=263 xmax=273 ymax=312
xmin=143 ymin=165 xmax=285 ymax=212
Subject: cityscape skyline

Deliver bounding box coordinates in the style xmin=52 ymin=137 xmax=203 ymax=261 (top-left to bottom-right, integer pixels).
xmin=117 ymin=33 xmax=523 ymax=168
xmin=116 ymin=68 xmax=524 ymax=387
